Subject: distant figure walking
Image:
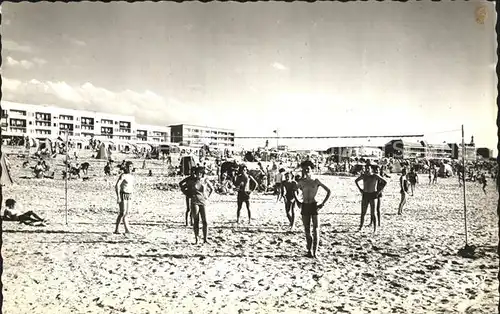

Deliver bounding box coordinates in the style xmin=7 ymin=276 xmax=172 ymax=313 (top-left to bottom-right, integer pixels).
xmin=398 ymin=168 xmax=409 ymax=215
xmin=114 ymin=161 xmax=135 ymax=234
xmin=432 ymin=167 xmax=438 ymax=184
xmin=481 ymin=173 xmax=487 ymax=194
xmin=295 ymin=160 xmax=331 ymax=259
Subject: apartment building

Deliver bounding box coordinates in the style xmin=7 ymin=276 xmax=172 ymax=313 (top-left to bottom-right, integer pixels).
xmin=1 ymin=101 xmax=170 ymax=149
xmin=169 ymin=124 xmax=235 ymax=149
xmin=135 ymin=123 xmax=170 ymax=143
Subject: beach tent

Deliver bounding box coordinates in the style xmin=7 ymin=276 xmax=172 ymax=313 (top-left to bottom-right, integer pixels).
xmin=37 ymin=139 xmax=54 ymax=155
xmin=95 ymin=143 xmax=109 ymax=160
xmin=1 ymin=152 xmax=14 ymax=186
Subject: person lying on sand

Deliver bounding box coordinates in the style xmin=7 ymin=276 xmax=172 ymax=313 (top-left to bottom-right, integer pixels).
xmin=281 ymin=172 xmax=298 ymax=230
xmin=355 ymin=163 xmax=387 ymax=233
xmin=234 ymin=165 xmax=258 ymax=224
xmin=294 ymin=160 xmax=331 ymax=259
xmin=114 ymin=161 xmax=135 ymax=234
xmin=2 ymin=199 xmax=46 ymax=226
xmin=179 ymin=169 xmax=197 ymax=226
xmin=185 ymin=166 xmax=214 ymax=244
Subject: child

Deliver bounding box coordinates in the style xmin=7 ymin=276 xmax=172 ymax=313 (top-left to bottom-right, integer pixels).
xmin=114 ymin=161 xmax=135 ymax=234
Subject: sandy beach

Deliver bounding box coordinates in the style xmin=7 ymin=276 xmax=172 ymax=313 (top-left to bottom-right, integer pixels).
xmin=2 ymin=155 xmax=498 ymax=314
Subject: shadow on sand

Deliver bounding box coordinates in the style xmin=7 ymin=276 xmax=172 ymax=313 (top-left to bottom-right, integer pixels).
xmin=3 ymin=229 xmax=110 ymax=235
xmin=103 ymin=252 xmax=306 ymax=259
xmin=38 ymin=239 xmax=153 ymax=245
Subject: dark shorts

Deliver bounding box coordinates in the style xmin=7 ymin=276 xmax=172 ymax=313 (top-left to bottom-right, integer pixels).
xmin=301 ymin=202 xmax=318 ymax=216
xmin=362 ymin=192 xmax=378 ymax=202
xmin=237 ymin=191 xmax=250 ymax=203
xmin=121 ymin=192 xmax=132 ymax=201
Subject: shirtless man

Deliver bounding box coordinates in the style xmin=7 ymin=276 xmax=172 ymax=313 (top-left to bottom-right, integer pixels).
xmin=281 ymin=172 xmax=298 ymax=229
xmin=407 ymin=168 xmax=419 ymax=196
xmin=368 ymin=165 xmax=387 ymax=228
xmin=114 ymin=161 xmax=135 ymax=234
xmin=355 ymin=164 xmax=387 ymax=233
xmin=234 ymin=165 xmax=258 ymax=224
xmin=179 ymin=169 xmax=196 ymax=226
xmin=185 ymin=167 xmax=214 ymax=244
xmin=294 ymin=160 xmax=331 ymax=258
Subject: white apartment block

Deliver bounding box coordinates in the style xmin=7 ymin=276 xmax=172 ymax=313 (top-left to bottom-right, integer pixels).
xmin=1 ymin=101 xmax=170 ymax=149
xmin=169 ymin=124 xmax=235 ymax=149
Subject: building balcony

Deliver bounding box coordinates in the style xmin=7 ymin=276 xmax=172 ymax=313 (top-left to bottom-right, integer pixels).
xmin=9 ymin=111 xmax=27 ymax=117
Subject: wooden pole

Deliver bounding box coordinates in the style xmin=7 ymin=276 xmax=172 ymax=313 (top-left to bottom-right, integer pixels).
xmin=65 ymin=130 xmax=69 ymax=225
xmin=461 ymin=125 xmax=468 ymax=246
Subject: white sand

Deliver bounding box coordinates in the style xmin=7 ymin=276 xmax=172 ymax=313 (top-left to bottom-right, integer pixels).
xmin=2 ymin=155 xmax=498 ymax=313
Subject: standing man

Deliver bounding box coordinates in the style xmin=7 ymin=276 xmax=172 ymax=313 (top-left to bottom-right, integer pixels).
xmin=369 ymin=165 xmax=387 ymax=228
xmin=234 ymin=165 xmax=258 ymax=224
xmin=179 ymin=169 xmax=196 ymax=226
xmin=355 ymin=163 xmax=387 ymax=233
xmin=294 ymin=160 xmax=331 ymax=259
xmin=114 ymin=161 xmax=135 ymax=234
xmin=407 ymin=167 xmax=419 ymax=196
xmin=185 ymin=167 xmax=214 ymax=244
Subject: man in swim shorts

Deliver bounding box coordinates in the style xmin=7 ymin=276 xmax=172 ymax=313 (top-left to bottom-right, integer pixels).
xmin=355 ymin=163 xmax=387 ymax=233
xmin=294 ymin=160 xmax=331 ymax=259
xmin=234 ymin=165 xmax=258 ymax=224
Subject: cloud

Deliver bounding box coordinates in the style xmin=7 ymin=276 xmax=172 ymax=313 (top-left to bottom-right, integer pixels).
xmin=32 ymin=57 xmax=48 ymax=66
xmin=61 ymin=34 xmax=87 ymax=47
xmin=69 ymin=37 xmax=86 ymax=47
xmin=5 ymin=56 xmax=34 ymax=69
xmin=1 ymin=77 xmax=187 ymax=125
xmin=3 ymin=40 xmax=33 ymax=53
xmin=70 ymin=38 xmax=87 ymax=47
xmin=272 ymin=62 xmax=288 ymax=71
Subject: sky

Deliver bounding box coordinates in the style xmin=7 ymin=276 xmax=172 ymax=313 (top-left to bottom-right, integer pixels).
xmin=1 ymin=1 xmax=497 ymax=151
